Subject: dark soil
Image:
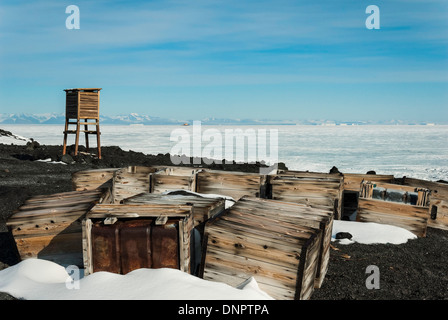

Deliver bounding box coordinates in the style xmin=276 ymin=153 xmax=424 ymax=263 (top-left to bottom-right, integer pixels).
xmin=1 ymin=142 xmax=447 ymax=300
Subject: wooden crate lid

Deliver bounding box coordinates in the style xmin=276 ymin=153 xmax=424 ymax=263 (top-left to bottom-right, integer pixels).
xmin=207 ymin=197 xmax=321 ymax=242
xmin=7 ymin=189 xmax=105 ymax=222
xmin=123 ymin=192 xmax=225 ymax=208
xmin=151 ymin=166 xmax=202 ymax=176
xmin=270 ymin=175 xmax=343 ymax=184
xmin=278 ymin=170 xmax=343 ymax=179
xmin=199 ymin=169 xmax=263 ymax=177
xmin=232 ymin=196 xmax=333 ymax=221
xmin=86 ymin=203 xmax=193 ymax=219
xmin=115 ymin=166 xmax=159 ymax=175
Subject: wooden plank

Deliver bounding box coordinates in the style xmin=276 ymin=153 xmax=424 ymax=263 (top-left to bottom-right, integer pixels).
xmin=270 ymin=175 xmax=343 ymax=219
xmin=230 ymin=197 xmax=332 ymax=288
xmin=201 ymin=197 xmax=323 ymax=300
xmin=357 ymin=198 xmax=429 ymax=237
xmin=205 ymin=229 xmax=304 ymax=269
xmin=6 ymin=190 xmax=105 ymax=267
xmin=196 ymin=170 xmax=266 ymax=200
xmin=202 ymin=268 xmax=295 ymax=300
xmin=428 ymin=199 xmax=448 ymax=231
xmin=13 ymin=232 xmax=83 ymax=265
xmin=112 ymin=166 xmax=157 ymax=203
xmin=343 ymin=173 xmax=394 ymax=192
xmin=72 ymin=168 xmax=119 ymax=191
xmin=7 ymin=212 xmax=85 ymax=237
xmin=151 ymin=174 xmax=195 ymax=193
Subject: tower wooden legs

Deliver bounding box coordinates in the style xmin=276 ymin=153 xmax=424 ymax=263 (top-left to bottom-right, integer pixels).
xmin=62 ymin=118 xmax=101 ymax=159
xmin=62 ymin=118 xmax=69 ymax=156
xmin=96 ymin=122 xmax=101 ymax=159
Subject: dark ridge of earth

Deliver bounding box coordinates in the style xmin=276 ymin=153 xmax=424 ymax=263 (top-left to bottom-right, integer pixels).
xmin=0 ymin=142 xmax=447 ymax=301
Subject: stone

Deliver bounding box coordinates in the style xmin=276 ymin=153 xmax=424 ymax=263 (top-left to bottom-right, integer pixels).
xmin=335 ymin=232 xmax=353 ymax=240
xmin=61 ymin=154 xmax=74 ymax=164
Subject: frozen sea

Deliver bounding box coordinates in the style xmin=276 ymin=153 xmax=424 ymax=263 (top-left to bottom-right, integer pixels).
xmin=2 ymin=124 xmax=448 ymax=181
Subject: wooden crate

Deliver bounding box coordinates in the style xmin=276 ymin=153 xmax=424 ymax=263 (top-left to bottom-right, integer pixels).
xmin=394 ymin=177 xmax=448 ymax=231
xmin=224 ymin=197 xmax=333 ymax=289
xmin=83 ymin=204 xmax=194 ymax=276
xmin=112 ymin=166 xmax=158 ymax=204
xmin=201 ymin=197 xmax=323 ymax=300
xmin=123 ymin=192 xmax=225 ymax=227
xmin=72 ymin=168 xmax=119 ymax=192
xmin=269 ymin=173 xmax=344 ymax=219
xmin=357 ymin=181 xmax=431 ymax=237
xmin=150 ymin=166 xmax=200 ymax=194
xmin=343 ymin=173 xmax=394 ymax=192
xmin=196 ymin=170 xmax=267 ymax=201
xmin=6 ymin=189 xmax=106 ymax=267
xmin=123 ymin=192 xmax=225 ymax=275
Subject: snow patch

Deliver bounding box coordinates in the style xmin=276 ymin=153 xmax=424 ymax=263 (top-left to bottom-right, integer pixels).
xmin=332 ymin=220 xmax=417 ymax=245
xmin=0 ymin=259 xmax=273 ymax=300
xmin=36 ymin=158 xmax=67 ymax=165
xmin=164 ymin=189 xmax=236 ymax=209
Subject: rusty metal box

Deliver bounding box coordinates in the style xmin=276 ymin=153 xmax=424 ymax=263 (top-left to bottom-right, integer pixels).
xmin=83 ymin=204 xmax=194 ymax=275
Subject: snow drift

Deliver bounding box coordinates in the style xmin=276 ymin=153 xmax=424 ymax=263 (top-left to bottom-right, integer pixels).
xmin=0 ymin=221 xmax=418 ymax=300
xmin=0 ymin=259 xmax=274 ymax=300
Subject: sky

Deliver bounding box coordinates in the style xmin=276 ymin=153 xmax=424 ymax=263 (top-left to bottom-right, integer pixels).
xmin=0 ymin=0 xmax=447 ymax=122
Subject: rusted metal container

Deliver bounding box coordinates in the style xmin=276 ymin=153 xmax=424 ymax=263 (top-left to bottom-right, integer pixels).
xmin=83 ymin=204 xmax=194 ymax=275
xmin=90 ymin=218 xmax=180 ymax=274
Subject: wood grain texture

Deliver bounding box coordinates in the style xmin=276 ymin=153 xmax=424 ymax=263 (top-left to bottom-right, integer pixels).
xmin=7 ymin=189 xmax=105 ymax=266
xmin=201 ymin=196 xmax=325 ymax=300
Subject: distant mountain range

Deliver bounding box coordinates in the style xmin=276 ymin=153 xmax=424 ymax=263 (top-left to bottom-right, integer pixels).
xmin=0 ymin=112 xmax=443 ymax=126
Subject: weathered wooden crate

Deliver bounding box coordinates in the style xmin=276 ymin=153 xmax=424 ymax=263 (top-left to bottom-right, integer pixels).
xmin=343 ymin=173 xmax=394 ymax=192
xmin=123 ymin=192 xmax=225 ymax=227
xmin=357 ymin=181 xmax=431 ymax=237
xmin=196 ymin=170 xmax=267 ymax=201
xmin=123 ymin=192 xmax=226 ymax=275
xmin=201 ymin=197 xmax=323 ymax=300
xmin=150 ymin=166 xmax=200 ymax=194
xmin=269 ymin=173 xmax=344 ymax=219
xmin=225 ymin=197 xmax=333 ymax=289
xmin=72 ymin=168 xmax=119 ymax=192
xmin=394 ymin=177 xmax=448 ymax=231
xmin=112 ymin=166 xmax=158 ymax=204
xmin=6 ymin=189 xmax=106 ymax=267
xmin=83 ymin=204 xmax=194 ymax=276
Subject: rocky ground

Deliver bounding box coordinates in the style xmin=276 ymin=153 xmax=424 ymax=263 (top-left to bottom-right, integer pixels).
xmin=0 ymin=139 xmax=447 ymax=300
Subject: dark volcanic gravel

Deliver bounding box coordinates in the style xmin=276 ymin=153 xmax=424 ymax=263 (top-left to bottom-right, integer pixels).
xmin=1 ymin=142 xmax=447 ymax=300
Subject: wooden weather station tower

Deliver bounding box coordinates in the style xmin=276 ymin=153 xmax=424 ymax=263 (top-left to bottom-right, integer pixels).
xmin=62 ymin=88 xmax=102 ymax=159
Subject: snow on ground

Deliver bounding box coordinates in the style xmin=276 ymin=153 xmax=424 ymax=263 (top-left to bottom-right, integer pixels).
xmin=35 ymin=158 xmax=67 ymax=165
xmin=0 ymin=131 xmax=32 ymax=145
xmin=0 ymin=221 xmax=417 ymax=300
xmin=332 ymin=220 xmax=417 ymax=245
xmin=164 ymin=189 xmax=236 ymax=209
xmin=0 ymin=259 xmax=274 ymax=300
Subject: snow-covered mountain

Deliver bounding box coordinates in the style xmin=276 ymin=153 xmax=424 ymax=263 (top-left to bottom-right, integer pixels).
xmin=0 ymin=113 xmax=64 ymax=124
xmin=0 ymin=113 xmax=443 ymax=125
xmin=0 ymin=113 xmax=294 ymax=125
xmin=0 ymin=113 xmax=184 ymax=125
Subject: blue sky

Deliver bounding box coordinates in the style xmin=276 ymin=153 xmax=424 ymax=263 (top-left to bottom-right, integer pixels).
xmin=0 ymin=0 xmax=447 ymax=121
